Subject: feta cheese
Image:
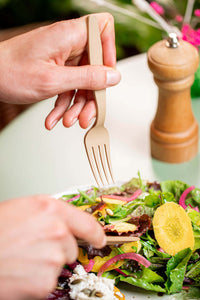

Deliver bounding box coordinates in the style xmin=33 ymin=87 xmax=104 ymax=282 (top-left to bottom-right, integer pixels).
xmin=69 ymin=265 xmax=117 ymax=300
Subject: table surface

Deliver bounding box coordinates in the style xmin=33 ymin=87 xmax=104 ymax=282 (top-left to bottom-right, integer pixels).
xmin=0 ymin=53 xmax=200 ymax=202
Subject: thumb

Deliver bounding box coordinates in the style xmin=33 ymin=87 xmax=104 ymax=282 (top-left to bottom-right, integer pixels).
xmin=50 ymin=65 xmax=121 ymax=94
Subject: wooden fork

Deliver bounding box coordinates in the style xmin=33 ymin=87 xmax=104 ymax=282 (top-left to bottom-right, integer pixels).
xmin=84 ymin=15 xmax=114 ymax=187
xmin=77 ymin=236 xmax=140 ymax=246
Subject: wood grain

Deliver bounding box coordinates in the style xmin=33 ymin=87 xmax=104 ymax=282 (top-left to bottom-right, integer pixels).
xmin=148 ymin=38 xmax=199 ymax=163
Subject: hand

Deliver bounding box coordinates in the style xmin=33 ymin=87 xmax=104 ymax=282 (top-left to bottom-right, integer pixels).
xmin=0 ymin=195 xmax=106 ymax=300
xmin=0 ymin=13 xmax=121 ymax=129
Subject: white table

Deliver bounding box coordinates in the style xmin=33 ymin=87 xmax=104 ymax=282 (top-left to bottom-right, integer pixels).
xmin=0 ymin=53 xmax=200 ymax=202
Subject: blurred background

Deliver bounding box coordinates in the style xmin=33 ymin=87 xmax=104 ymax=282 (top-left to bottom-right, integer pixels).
xmin=0 ymin=0 xmax=199 ymax=129
xmin=1 ymin=0 xmax=199 ymax=59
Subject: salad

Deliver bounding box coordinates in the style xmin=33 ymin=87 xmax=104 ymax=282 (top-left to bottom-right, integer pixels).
xmin=47 ymin=176 xmax=200 ymax=299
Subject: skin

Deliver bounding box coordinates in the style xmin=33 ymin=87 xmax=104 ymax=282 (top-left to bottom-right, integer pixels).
xmin=0 ymin=196 xmax=106 ymax=300
xmin=0 ymin=13 xmax=120 ymax=299
xmin=0 ymin=12 xmax=121 ymax=129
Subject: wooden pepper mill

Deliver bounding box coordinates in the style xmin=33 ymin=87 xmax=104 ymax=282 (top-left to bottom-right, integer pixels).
xmin=148 ymin=33 xmax=199 ymax=163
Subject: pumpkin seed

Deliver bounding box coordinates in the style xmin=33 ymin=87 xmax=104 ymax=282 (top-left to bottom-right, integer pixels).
xmin=71 ymin=279 xmax=82 ymax=285
xmin=106 ymin=208 xmax=114 ymax=216
xmin=81 ymin=288 xmax=92 ymax=296
xmin=89 ymin=289 xmax=96 ymax=297
xmin=95 ymin=291 xmax=104 ymax=297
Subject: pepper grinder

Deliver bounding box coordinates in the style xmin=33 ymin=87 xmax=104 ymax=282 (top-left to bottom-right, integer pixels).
xmin=147 ymin=33 xmax=199 ymax=163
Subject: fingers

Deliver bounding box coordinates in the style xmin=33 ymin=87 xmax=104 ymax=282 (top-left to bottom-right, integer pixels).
xmin=78 ymin=98 xmax=96 ymax=129
xmin=23 ymin=195 xmax=106 ymax=250
xmin=0 ymin=195 xmax=106 ymax=300
xmin=54 ymin=199 xmax=107 ymax=249
xmin=48 ymin=64 xmax=121 ymax=96
xmin=62 ymin=90 xmax=96 ymax=129
xmin=47 ymin=90 xmax=96 ymax=130
xmin=45 ymin=91 xmax=75 ymax=130
xmin=62 ymin=90 xmax=86 ymax=128
xmin=44 ymin=13 xmax=116 ymax=67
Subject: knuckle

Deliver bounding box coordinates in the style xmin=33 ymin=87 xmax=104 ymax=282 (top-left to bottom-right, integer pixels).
xmin=83 ymin=217 xmax=97 ymax=236
xmin=104 ymin=12 xmax=114 ymax=24
xmin=38 ymin=69 xmax=55 ymax=91
xmin=66 ymin=246 xmax=78 ymax=265
xmin=35 ymin=195 xmax=54 ymax=211
xmin=50 ymin=250 xmax=66 ymax=266
xmin=85 ymin=67 xmax=104 ymax=89
xmin=49 ymin=20 xmax=70 ymax=34
xmin=53 ymin=221 xmax=69 ymax=239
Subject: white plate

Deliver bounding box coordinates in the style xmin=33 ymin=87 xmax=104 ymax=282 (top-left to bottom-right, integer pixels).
xmin=54 ymin=185 xmax=200 ymax=300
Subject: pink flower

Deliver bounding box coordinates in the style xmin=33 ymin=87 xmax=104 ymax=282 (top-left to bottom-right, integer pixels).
xmin=194 ymin=9 xmax=200 ymax=17
xmin=175 ymin=14 xmax=183 ymax=23
xmin=150 ymin=1 xmax=164 ymax=15
xmin=181 ymin=24 xmax=200 ymax=47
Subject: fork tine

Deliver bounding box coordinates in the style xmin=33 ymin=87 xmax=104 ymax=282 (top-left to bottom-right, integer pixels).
xmin=92 ymin=146 xmax=106 ymax=186
xmin=104 ymin=143 xmax=115 ymax=184
xmin=99 ymin=144 xmax=111 ymax=185
xmin=85 ymin=147 xmax=101 ymax=187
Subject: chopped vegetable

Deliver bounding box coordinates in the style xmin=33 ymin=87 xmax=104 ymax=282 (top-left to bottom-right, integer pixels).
xmin=103 ymin=189 xmax=142 ymax=202
xmin=153 ymin=202 xmax=194 ymax=256
xmin=83 ymin=259 xmax=95 ymax=272
xmin=97 ymin=252 xmax=151 ymax=276
xmin=179 ymin=185 xmax=200 ymax=212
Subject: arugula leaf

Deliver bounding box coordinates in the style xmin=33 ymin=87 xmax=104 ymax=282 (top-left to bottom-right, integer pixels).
xmin=118 ymin=274 xmax=166 ymax=293
xmin=61 ymin=193 xmax=78 ymax=200
xmin=78 ymin=190 xmax=97 ymax=204
xmin=141 ymin=240 xmax=171 ymax=259
xmin=186 ymin=260 xmax=200 ymax=285
xmin=165 ymin=248 xmax=192 ymax=294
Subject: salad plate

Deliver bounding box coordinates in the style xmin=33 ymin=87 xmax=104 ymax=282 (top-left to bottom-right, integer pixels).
xmin=52 ymin=177 xmax=200 ymax=300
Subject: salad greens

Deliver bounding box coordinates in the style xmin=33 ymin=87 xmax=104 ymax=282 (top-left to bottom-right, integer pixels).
xmin=60 ymin=177 xmax=200 ymax=296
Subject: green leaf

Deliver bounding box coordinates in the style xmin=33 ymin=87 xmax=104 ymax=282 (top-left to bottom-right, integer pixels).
xmin=141 ymin=240 xmax=171 ymax=259
xmin=160 ymin=180 xmax=188 ymax=202
xmin=61 ymin=193 xmax=78 ymax=200
xmin=186 ymin=260 xmax=200 ymax=284
xmin=121 ymin=177 xmax=146 ymax=192
xmin=165 ymin=248 xmax=192 ymax=294
xmin=188 ymin=210 xmax=200 ymax=227
xmin=161 ymin=180 xmax=200 ymax=209
xmin=144 ymin=194 xmax=161 ymax=207
xmin=140 ymin=268 xmax=165 ymax=283
xmin=119 ymin=274 xmax=166 ymax=293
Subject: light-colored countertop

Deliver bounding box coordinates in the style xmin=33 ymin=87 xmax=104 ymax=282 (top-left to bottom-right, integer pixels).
xmin=0 ymin=53 xmax=200 ymax=202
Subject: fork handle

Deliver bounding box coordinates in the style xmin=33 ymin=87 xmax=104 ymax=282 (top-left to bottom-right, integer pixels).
xmin=88 ymin=15 xmax=106 ymax=127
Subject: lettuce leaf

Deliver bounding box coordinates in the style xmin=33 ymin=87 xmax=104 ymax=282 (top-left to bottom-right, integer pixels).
xmin=161 ymin=180 xmax=200 ymax=208
xmin=160 ymin=180 xmax=189 ymax=202
xmin=165 ymin=248 xmax=192 ymax=294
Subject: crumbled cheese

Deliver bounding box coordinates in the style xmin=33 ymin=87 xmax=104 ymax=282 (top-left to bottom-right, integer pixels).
xmin=69 ymin=265 xmax=117 ymax=300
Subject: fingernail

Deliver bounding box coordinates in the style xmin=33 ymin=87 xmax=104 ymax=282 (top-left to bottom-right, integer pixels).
xmin=88 ymin=118 xmax=95 ymax=127
xmin=70 ymin=118 xmax=78 ymax=126
xmin=106 ymin=70 xmax=121 ymax=86
xmin=50 ymin=119 xmax=58 ymax=130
